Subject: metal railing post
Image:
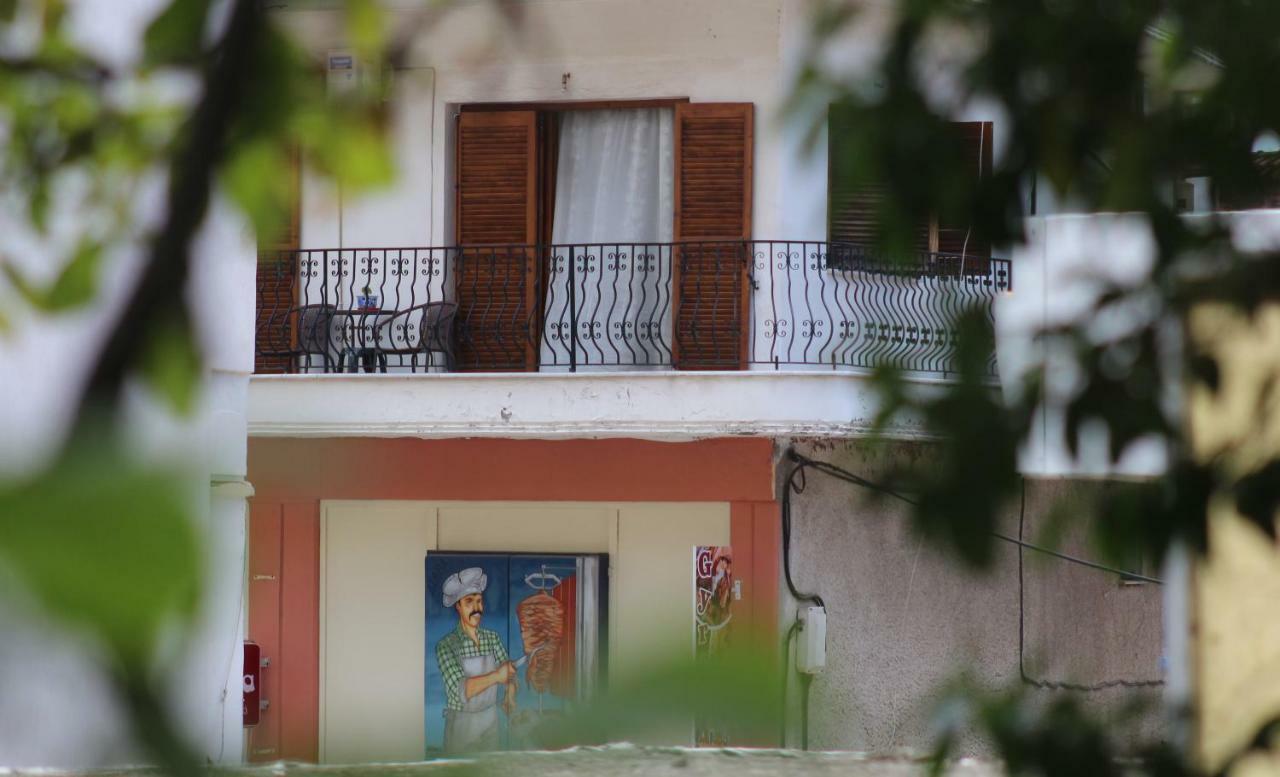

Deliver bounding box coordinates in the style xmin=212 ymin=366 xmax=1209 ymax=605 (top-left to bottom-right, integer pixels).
xmin=568 ymin=245 xmax=578 ymax=372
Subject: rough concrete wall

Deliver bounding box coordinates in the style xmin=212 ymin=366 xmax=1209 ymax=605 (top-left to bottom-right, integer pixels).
xmin=779 ymin=439 xmax=1165 ymax=755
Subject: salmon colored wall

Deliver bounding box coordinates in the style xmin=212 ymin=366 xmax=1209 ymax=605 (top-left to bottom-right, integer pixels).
xmin=247 ymin=501 xmax=320 ymax=762
xmin=246 ymin=437 xmax=780 ymax=761
xmin=249 ymin=437 xmax=775 ymax=503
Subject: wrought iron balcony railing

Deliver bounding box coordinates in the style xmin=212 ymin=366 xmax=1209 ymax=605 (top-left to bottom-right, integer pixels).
xmin=254 ymin=241 xmax=1011 ymax=378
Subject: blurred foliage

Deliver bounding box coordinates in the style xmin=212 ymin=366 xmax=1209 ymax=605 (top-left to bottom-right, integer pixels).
xmin=0 ymin=0 xmax=403 ymax=771
xmin=873 ymin=309 xmax=1024 ymax=566
xmin=793 ymin=0 xmax=1280 ymax=772
xmin=793 ymin=0 xmax=1280 ymax=563
xmin=0 ymin=441 xmax=201 ymax=669
xmin=0 ymin=0 xmax=394 ymax=413
xmin=532 ymin=646 xmax=782 ymax=750
xmin=0 ymin=439 xmax=205 ymax=772
xmin=929 ymin=682 xmax=1280 ymax=777
xmin=928 ymin=684 xmax=1195 ymax=777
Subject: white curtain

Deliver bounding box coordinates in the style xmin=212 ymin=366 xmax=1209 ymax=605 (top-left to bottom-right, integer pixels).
xmin=540 ymin=108 xmax=674 ymax=371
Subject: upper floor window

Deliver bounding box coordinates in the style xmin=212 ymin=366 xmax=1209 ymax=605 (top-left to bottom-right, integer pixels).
xmin=827 ymin=107 xmax=993 ymax=272
xmin=454 ymin=101 xmax=755 ymax=371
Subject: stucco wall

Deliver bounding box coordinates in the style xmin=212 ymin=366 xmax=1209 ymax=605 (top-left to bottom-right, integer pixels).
xmin=779 ymin=438 xmax=1166 ymax=754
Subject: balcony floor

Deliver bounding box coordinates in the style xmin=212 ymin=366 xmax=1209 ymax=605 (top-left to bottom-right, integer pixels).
xmin=246 ymin=369 xmax=960 ymax=441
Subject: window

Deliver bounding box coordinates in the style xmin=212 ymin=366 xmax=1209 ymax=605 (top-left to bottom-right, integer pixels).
xmin=453 ymin=101 xmax=754 ymax=371
xmin=827 ymin=107 xmax=993 ymax=272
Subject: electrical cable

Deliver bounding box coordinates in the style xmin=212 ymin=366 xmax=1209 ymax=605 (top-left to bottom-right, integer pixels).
xmin=781 ymin=460 xmax=825 ymax=610
xmin=778 ymin=449 xmax=1167 ymax=746
xmin=787 ymin=450 xmax=1164 ymax=585
xmin=1016 ymin=479 xmax=1166 ymax=691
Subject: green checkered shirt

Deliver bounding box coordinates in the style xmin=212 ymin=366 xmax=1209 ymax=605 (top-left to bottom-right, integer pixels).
xmin=435 ymin=623 xmax=509 ymax=711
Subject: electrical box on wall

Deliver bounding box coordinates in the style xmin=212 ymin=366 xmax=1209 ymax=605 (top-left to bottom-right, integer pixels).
xmin=326 ymin=49 xmax=389 ymax=99
xmin=243 ymin=641 xmax=262 ymax=727
xmin=796 ymin=605 xmax=827 ymax=675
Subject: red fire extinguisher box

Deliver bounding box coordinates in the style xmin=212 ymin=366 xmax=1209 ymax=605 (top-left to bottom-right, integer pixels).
xmin=243 ymin=641 xmax=261 ymax=727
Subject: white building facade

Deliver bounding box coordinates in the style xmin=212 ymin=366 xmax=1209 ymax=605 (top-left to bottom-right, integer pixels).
xmin=7 ymin=0 xmax=1257 ymax=766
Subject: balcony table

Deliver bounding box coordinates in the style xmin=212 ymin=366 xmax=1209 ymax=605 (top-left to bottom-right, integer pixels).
xmin=332 ymin=308 xmax=394 ymax=373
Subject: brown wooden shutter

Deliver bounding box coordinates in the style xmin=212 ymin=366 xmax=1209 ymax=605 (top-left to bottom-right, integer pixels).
xmin=828 ymin=114 xmax=992 ymax=272
xmin=672 ymin=102 xmax=753 ymax=370
xmin=935 ymin=121 xmax=993 ymax=273
xmin=1216 ymin=151 xmax=1280 ymax=210
xmin=455 ymin=110 xmax=539 ymax=371
xmin=827 ymin=105 xmax=928 ymax=255
xmin=254 ymin=149 xmax=301 ymax=374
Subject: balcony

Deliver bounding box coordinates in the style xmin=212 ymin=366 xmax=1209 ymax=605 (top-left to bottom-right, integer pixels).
xmin=255 ymin=241 xmax=1012 ymax=379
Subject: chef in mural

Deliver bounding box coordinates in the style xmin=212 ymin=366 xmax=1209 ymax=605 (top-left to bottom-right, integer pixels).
xmin=435 ymin=567 xmax=517 ymax=753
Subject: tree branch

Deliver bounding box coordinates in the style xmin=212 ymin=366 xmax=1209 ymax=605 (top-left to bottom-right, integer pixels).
xmin=70 ymin=0 xmax=261 ymax=438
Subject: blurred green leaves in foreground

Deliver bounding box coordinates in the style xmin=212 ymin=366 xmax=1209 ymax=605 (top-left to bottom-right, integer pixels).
xmin=0 ymin=0 xmax=396 ymax=417
xmin=0 ymin=438 xmax=205 ymax=773
xmin=928 ymin=683 xmax=1190 ymax=777
xmin=792 ymin=0 xmax=1280 ymax=568
xmin=531 ymin=647 xmax=782 ymax=750
xmin=0 ymin=442 xmax=200 ymax=668
xmin=0 ymin=0 xmax=401 ymax=771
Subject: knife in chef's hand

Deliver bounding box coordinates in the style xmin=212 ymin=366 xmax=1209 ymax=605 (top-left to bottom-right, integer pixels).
xmin=511 ymin=645 xmax=547 ymax=669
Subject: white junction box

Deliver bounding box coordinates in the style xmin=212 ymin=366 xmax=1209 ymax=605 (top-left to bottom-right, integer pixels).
xmin=796 ymin=605 xmax=827 ymax=675
xmin=327 ymin=49 xmax=388 ymax=98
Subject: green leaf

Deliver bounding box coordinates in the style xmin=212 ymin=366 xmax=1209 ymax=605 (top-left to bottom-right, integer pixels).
xmin=46 ymin=239 xmax=103 ymax=310
xmin=142 ymin=0 xmax=212 ymax=68
xmin=0 ymin=444 xmax=202 ymax=666
xmin=29 ymin=177 xmax=50 ymax=233
xmin=140 ymin=314 xmax=202 ymax=416
xmin=221 ymin=138 xmax=292 ymax=243
xmin=329 ymin=115 xmax=394 ymax=190
xmin=2 ymin=239 xmax=103 ymax=312
xmin=344 ymin=0 xmax=385 ymax=63
xmin=0 ymin=0 xmax=18 ymax=24
xmin=1233 ymin=459 xmax=1280 ymax=541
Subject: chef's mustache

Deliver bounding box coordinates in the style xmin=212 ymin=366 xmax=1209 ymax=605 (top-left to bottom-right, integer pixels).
xmin=463 ymin=606 xmax=483 ymax=620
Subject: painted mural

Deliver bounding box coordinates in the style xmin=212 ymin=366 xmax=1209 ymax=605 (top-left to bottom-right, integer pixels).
xmin=425 ymin=552 xmax=603 ymax=755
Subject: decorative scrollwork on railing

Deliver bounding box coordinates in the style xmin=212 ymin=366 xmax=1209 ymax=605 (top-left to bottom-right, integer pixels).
xmin=253 ymin=242 xmax=1008 ymax=376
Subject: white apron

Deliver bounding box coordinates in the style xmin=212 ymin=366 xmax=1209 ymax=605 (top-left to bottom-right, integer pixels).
xmin=443 ymin=654 xmax=500 ymax=753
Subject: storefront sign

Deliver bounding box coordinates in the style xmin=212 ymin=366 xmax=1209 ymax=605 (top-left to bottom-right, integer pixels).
xmin=693 ymin=545 xmax=732 ymax=746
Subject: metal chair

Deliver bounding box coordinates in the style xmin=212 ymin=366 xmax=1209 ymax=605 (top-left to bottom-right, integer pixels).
xmin=376 ymin=301 xmax=457 ymax=372
xmin=294 ymin=304 xmax=337 ymax=373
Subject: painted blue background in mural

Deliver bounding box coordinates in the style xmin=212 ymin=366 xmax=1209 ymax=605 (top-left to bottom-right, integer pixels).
xmin=424 ymin=553 xmax=579 ymax=755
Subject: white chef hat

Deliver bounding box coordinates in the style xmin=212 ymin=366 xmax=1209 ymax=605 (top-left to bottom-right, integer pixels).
xmin=443 ymin=566 xmax=488 ymax=608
